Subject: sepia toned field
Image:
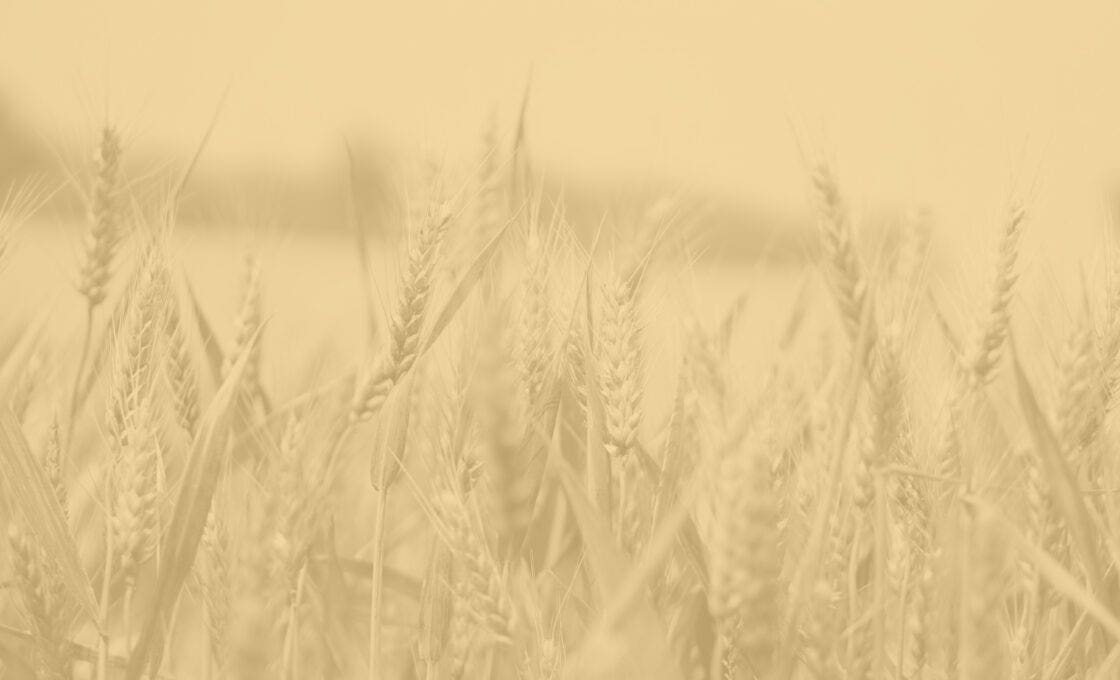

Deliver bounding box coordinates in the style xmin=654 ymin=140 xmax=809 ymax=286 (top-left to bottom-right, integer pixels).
xmin=3 ymin=112 xmax=1120 ymax=680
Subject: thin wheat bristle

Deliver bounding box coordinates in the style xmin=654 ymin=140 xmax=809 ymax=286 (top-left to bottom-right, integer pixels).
xmin=0 ymin=178 xmax=45 ymax=271
xmin=9 ymin=347 xmax=46 ymax=421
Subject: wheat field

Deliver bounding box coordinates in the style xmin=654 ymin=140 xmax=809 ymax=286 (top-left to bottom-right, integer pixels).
xmin=1 ymin=109 xmax=1119 ymax=680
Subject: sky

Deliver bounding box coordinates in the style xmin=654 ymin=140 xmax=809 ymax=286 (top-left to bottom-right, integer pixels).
xmin=3 ymin=1 xmax=1120 ymax=247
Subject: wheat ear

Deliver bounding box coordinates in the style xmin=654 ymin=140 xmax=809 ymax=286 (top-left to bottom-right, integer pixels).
xmin=223 ymin=252 xmax=264 ymax=405
xmin=599 ymin=264 xmax=643 ymax=460
xmin=70 ymin=125 xmax=125 ymax=437
xmin=707 ymin=442 xmax=781 ymax=677
xmin=162 ymin=279 xmax=201 ymax=438
xmin=430 ymin=478 xmax=516 ymax=646
xmin=812 ymin=161 xmax=872 ymax=344
xmin=960 ymin=507 xmax=1007 ymax=679
xmin=200 ymin=510 xmax=231 ymax=678
xmin=965 ymin=201 xmax=1026 ymax=387
xmin=7 ymin=433 xmax=74 ymax=680
xmin=350 ymin=206 xmax=452 ymax=423
xmin=77 ymin=126 xmax=124 ymax=309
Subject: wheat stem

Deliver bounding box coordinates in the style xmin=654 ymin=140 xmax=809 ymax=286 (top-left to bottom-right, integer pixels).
xmin=66 ymin=305 xmax=94 ymax=445
xmin=368 ymin=479 xmax=390 ymax=680
xmin=96 ymin=475 xmax=114 ymax=680
xmin=281 ymin=564 xmax=308 ymax=679
xmin=124 ymin=585 xmax=135 ymax=654
xmin=710 ymin=633 xmax=726 ymax=680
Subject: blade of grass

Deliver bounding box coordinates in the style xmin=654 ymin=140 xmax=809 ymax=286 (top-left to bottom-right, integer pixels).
xmin=0 ymin=411 xmax=101 ymax=629
xmin=1010 ymin=338 xmax=1107 ymax=597
xmin=597 ymin=454 xmax=709 ymax=633
xmin=75 ymin=256 xmax=147 ymax=416
xmin=1091 ymin=642 xmax=1120 ymax=680
xmin=0 ymin=309 xmax=49 ymax=397
xmin=344 ymin=139 xmax=380 ymax=344
xmin=369 ymin=369 xmax=416 ymax=491
xmin=927 ymin=290 xmax=964 ymax=362
xmin=125 ymin=329 xmax=260 ymax=680
xmin=777 ymin=288 xmax=875 ymax=680
xmin=777 ymin=272 xmax=814 ymax=351
xmin=182 ymin=271 xmax=274 ymax=415
xmin=964 ymin=495 xmax=1120 ymax=641
xmin=421 ymin=209 xmax=518 ymax=356
xmin=555 ymin=462 xmax=682 ymax=680
xmin=182 ymin=272 xmax=225 ymax=386
xmin=169 ymin=85 xmax=229 ymax=209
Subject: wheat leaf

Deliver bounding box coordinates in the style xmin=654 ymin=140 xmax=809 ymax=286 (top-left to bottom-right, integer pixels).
xmin=125 ymin=328 xmax=259 ymax=680
xmin=777 ymin=289 xmax=875 ymax=680
xmin=370 ymin=368 xmax=416 ymax=491
xmin=599 ymin=457 xmax=706 ymax=632
xmin=182 ymin=271 xmax=226 ymax=386
xmin=555 ymin=462 xmax=682 ymax=680
xmin=1011 ymin=339 xmax=1107 ymax=596
xmin=344 ymin=139 xmax=380 ymax=344
xmin=76 ymin=262 xmax=141 ymax=412
xmin=0 ymin=411 xmax=101 ymax=629
xmin=0 ymin=310 xmax=49 ymax=398
xmin=421 ymin=211 xmax=517 ymax=355
xmin=968 ymin=495 xmax=1120 ymax=641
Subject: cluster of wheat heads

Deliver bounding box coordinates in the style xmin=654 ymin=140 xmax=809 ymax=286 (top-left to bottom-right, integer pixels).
xmin=5 ymin=123 xmax=1120 ymax=680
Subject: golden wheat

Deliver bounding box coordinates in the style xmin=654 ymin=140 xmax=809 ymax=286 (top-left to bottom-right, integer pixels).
xmin=7 ymin=105 xmax=1120 ymax=680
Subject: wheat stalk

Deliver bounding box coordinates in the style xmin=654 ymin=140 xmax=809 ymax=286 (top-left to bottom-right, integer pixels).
xmin=200 ymin=510 xmax=231 ymax=678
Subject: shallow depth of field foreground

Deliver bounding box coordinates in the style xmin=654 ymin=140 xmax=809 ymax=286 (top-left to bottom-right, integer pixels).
xmin=12 ymin=71 xmax=1120 ymax=680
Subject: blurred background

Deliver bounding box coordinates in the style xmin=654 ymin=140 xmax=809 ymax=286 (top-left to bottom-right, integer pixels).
xmin=2 ymin=1 xmax=1120 ymax=233
xmin=4 ymin=0 xmax=1120 ymax=356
